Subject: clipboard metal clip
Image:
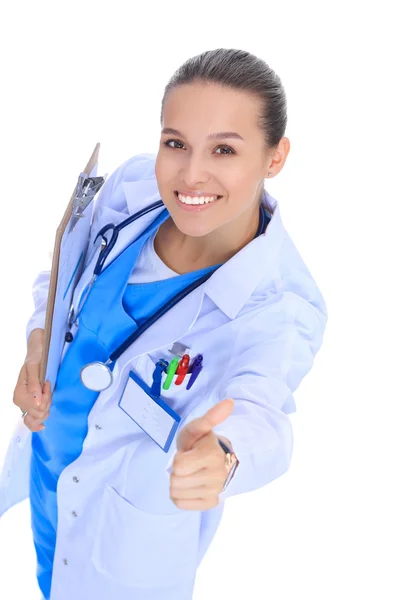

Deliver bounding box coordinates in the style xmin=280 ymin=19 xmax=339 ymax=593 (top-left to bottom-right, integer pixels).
xmin=69 ymin=173 xmax=107 ymax=232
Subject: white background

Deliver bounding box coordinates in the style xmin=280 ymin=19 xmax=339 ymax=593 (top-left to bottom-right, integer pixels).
xmin=0 ymin=1 xmax=399 ymax=598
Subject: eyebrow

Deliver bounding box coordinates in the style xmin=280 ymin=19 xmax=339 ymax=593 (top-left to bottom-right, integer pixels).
xmin=161 ymin=127 xmax=244 ymax=141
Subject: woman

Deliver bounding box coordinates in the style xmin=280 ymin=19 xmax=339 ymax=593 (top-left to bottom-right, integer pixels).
xmin=3 ymin=48 xmax=328 ymax=600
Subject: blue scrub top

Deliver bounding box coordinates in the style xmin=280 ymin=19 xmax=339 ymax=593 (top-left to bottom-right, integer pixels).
xmin=29 ymin=209 xmax=218 ymax=600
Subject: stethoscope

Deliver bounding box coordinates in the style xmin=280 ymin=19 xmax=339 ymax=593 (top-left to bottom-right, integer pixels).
xmin=66 ymin=200 xmax=270 ymax=393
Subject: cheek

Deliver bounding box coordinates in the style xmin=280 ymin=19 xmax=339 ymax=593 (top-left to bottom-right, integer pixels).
xmin=155 ymin=152 xmax=171 ymax=178
xmin=155 ymin=158 xmax=178 ymax=200
xmin=229 ymin=172 xmax=254 ymax=194
xmin=224 ymin=172 xmax=262 ymax=212
xmin=154 ymin=157 xmax=165 ymax=187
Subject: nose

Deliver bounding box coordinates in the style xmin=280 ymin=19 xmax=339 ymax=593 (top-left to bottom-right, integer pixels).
xmin=181 ymin=154 xmax=211 ymax=188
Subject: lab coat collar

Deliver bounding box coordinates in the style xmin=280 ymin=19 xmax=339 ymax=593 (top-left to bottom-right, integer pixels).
xmin=122 ymin=177 xmax=285 ymax=321
xmin=122 ymin=179 xmax=161 ymax=214
xmin=205 ymin=190 xmax=284 ymax=319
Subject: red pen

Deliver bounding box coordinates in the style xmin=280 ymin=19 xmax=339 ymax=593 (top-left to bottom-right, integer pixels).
xmin=174 ymin=354 xmax=190 ymax=385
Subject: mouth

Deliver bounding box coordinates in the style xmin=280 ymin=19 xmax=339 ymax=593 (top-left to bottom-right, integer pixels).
xmin=174 ymin=190 xmax=223 ymax=206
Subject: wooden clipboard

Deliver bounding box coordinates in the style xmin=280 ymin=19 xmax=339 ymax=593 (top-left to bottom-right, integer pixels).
xmin=39 ymin=143 xmax=100 ymax=386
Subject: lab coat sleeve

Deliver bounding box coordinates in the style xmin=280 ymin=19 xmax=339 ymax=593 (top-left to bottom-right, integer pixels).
xmin=25 ymin=270 xmax=51 ymax=343
xmin=166 ymin=285 xmax=328 ymax=502
xmin=214 ymin=287 xmax=328 ymax=501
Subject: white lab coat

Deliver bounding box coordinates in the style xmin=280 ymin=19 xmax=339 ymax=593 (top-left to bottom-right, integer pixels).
xmin=0 ymin=153 xmax=328 ymax=600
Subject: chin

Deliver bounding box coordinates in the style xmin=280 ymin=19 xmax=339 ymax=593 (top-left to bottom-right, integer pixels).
xmin=173 ymin=215 xmax=216 ymax=238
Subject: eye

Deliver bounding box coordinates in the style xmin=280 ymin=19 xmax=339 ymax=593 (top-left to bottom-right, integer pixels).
xmin=215 ymin=145 xmax=235 ymax=155
xmin=163 ymin=139 xmax=184 ymax=149
xmin=163 ymin=139 xmax=236 ymax=155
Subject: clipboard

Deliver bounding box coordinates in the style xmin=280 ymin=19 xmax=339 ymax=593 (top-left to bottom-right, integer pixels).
xmin=39 ymin=143 xmax=106 ymax=389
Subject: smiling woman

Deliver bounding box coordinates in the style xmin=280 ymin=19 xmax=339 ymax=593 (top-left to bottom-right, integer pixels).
xmin=3 ymin=48 xmax=328 ymax=600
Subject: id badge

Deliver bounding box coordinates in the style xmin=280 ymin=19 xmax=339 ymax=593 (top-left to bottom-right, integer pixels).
xmin=118 ymin=370 xmax=181 ymax=453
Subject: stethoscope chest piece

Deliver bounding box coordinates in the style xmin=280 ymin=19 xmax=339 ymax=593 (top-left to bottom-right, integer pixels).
xmin=80 ymin=362 xmax=113 ymax=392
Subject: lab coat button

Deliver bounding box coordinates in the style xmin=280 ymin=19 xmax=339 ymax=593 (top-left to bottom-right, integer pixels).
xmin=16 ymin=436 xmax=21 ymax=443
xmin=71 ymin=511 xmax=78 ymax=517
xmin=95 ymin=424 xmax=102 ymax=430
xmin=63 ymin=559 xmax=68 ymax=565
xmin=72 ymin=476 xmax=80 ymax=483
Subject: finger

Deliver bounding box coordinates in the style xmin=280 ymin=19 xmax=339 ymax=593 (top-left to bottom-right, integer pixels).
xmin=41 ymin=380 xmax=52 ymax=407
xmin=170 ymin=485 xmax=209 ymax=501
xmin=173 ymin=497 xmax=218 ymax=511
xmin=25 ymin=362 xmax=43 ymax=407
xmin=23 ymin=413 xmax=45 ymax=432
xmin=170 ymin=469 xmax=224 ymax=491
xmin=13 ymin=391 xmax=48 ymax=419
xmin=21 ymin=405 xmax=49 ymax=420
xmin=172 ymin=448 xmax=208 ymax=476
xmin=23 ymin=381 xmax=52 ymax=426
xmin=176 ymin=399 xmax=234 ymax=453
xmin=38 ymin=408 xmax=51 ymax=421
xmin=173 ymin=441 xmax=222 ymax=476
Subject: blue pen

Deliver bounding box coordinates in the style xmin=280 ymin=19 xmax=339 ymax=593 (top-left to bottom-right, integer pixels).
xmin=186 ymin=354 xmax=203 ymax=390
xmin=150 ymin=359 xmax=169 ymax=397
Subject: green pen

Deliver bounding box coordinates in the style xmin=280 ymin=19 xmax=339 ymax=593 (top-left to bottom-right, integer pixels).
xmin=163 ymin=356 xmax=179 ymax=390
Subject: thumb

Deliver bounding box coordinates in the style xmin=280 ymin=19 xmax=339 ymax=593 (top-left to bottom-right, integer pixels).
xmin=176 ymin=398 xmax=234 ymax=453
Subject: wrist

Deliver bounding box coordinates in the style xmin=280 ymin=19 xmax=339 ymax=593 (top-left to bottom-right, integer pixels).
xmin=25 ymin=328 xmax=44 ymax=363
xmin=217 ymin=436 xmax=240 ymax=493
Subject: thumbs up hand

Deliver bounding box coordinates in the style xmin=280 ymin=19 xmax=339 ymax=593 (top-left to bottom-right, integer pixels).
xmin=169 ymin=399 xmax=235 ymax=511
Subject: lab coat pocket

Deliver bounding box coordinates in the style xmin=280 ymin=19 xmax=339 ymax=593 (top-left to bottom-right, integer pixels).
xmin=141 ymin=351 xmax=210 ymax=418
xmin=92 ymin=484 xmax=201 ymax=588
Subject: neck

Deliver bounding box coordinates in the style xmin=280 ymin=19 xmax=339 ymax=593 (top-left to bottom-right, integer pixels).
xmin=154 ymin=203 xmax=261 ymax=275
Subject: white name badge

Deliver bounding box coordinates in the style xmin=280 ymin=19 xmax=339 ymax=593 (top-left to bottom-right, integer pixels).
xmin=118 ymin=370 xmax=181 ymax=452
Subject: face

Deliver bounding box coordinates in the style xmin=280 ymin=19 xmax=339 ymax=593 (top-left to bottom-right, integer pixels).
xmin=155 ymin=82 xmax=273 ymax=238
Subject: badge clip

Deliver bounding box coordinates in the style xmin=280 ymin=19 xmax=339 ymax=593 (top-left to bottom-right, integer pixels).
xmin=150 ymin=359 xmax=169 ymax=397
xmin=169 ymin=341 xmax=190 ymax=357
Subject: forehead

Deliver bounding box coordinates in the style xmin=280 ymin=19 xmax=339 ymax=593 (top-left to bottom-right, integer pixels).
xmin=162 ymin=82 xmax=262 ymax=137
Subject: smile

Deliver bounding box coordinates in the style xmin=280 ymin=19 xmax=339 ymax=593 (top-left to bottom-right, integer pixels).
xmin=174 ymin=191 xmax=223 ymax=205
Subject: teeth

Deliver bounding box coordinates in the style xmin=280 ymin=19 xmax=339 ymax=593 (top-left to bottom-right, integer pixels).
xmin=178 ymin=193 xmax=219 ymax=205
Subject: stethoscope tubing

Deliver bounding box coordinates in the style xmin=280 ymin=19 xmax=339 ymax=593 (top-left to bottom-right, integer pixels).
xmin=93 ymin=200 xmax=165 ymax=276
xmin=68 ymin=200 xmax=165 ymax=329
xmin=71 ymin=200 xmax=270 ymax=390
